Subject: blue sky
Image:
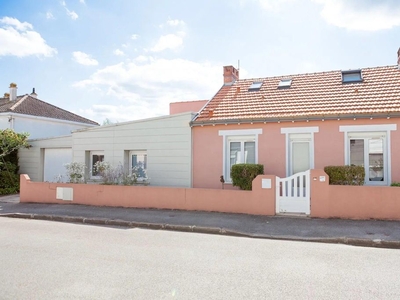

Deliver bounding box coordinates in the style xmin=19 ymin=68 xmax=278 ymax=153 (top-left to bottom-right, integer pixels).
xmin=1 ymin=0 xmax=400 ymax=124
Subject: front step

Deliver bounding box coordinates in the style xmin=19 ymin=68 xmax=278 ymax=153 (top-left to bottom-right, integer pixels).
xmin=276 ymin=212 xmax=310 ymax=219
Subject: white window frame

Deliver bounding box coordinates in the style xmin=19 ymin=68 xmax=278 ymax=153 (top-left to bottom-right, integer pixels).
xmin=129 ymin=150 xmax=147 ymax=180
xmin=90 ymin=151 xmax=104 ymax=179
xmin=281 ymin=127 xmax=319 ymax=176
xmin=219 ymin=129 xmax=262 ymax=183
xmin=340 ymin=124 xmax=397 ymax=186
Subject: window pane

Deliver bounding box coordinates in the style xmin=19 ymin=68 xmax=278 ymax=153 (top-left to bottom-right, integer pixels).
xmin=92 ymin=154 xmax=104 ymax=176
xmin=369 ymin=139 xmax=384 ymax=182
xmin=132 ymin=153 xmax=147 ymax=178
xmin=229 ymin=142 xmax=241 ymax=175
xmin=350 ymin=139 xmax=364 ymax=166
xmin=244 ymin=142 xmax=255 ymax=164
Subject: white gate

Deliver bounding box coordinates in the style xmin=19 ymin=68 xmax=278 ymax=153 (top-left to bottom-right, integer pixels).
xmin=276 ymin=170 xmax=310 ymax=215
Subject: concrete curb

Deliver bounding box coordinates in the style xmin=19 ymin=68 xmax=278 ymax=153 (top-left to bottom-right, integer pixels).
xmin=2 ymin=213 xmax=400 ymax=249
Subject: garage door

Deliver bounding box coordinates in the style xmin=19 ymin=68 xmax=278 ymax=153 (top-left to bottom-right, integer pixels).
xmin=44 ymin=148 xmax=72 ymax=182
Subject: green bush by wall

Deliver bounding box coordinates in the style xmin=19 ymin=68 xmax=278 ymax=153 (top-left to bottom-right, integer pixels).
xmin=324 ymin=165 xmax=365 ymax=186
xmin=231 ymin=164 xmax=264 ymax=190
xmin=0 ymin=150 xmax=20 ymax=195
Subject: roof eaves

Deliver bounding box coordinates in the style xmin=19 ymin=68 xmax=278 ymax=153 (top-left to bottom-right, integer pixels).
xmin=190 ymin=113 xmax=400 ymax=127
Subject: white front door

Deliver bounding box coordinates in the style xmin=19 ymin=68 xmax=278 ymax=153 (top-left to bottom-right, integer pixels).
xmin=289 ymin=133 xmax=312 ymax=176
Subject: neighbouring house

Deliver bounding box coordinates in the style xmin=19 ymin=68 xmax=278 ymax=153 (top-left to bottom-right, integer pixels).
xmin=169 ymin=100 xmax=208 ymax=115
xmin=190 ymin=49 xmax=400 ymax=189
xmin=19 ymin=112 xmax=195 ymax=187
xmin=0 ymin=83 xmax=99 ymax=139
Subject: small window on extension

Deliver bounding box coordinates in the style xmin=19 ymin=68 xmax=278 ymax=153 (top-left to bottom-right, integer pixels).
xmin=278 ymin=78 xmax=292 ymax=89
xmin=342 ymin=70 xmax=362 ymax=83
xmin=248 ymin=81 xmax=263 ymax=91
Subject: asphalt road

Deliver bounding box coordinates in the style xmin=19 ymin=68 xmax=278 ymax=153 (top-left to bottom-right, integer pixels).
xmin=1 ymin=218 xmax=400 ymax=300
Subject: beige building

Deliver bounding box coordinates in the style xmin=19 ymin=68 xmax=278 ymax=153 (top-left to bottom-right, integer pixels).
xmin=19 ymin=112 xmax=194 ymax=187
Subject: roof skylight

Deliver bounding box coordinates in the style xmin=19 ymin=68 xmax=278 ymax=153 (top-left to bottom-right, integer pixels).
xmin=342 ymin=70 xmax=362 ymax=83
xmin=248 ymin=81 xmax=263 ymax=91
xmin=278 ymin=78 xmax=292 ymax=89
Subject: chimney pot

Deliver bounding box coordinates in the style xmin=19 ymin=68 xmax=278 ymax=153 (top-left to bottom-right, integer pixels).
xmin=9 ymin=83 xmax=17 ymax=101
xmin=30 ymin=87 xmax=37 ymax=98
xmin=223 ymin=66 xmax=239 ymax=85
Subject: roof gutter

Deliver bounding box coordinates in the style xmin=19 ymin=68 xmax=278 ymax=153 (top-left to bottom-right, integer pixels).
xmin=190 ymin=113 xmax=400 ymax=127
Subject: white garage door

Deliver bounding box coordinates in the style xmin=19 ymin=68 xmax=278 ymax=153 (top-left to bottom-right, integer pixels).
xmin=44 ymin=148 xmax=72 ymax=182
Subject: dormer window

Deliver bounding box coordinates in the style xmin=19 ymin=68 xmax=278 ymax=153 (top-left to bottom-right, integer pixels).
xmin=342 ymin=70 xmax=362 ymax=83
xmin=248 ymin=81 xmax=263 ymax=91
xmin=278 ymin=78 xmax=292 ymax=89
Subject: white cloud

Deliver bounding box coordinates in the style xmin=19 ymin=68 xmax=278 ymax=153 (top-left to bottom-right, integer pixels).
xmin=73 ymin=57 xmax=222 ymax=121
xmin=257 ymin=0 xmax=294 ymax=12
xmin=72 ymin=51 xmax=98 ymax=66
xmin=313 ymin=0 xmax=400 ymax=31
xmin=166 ymin=19 xmax=185 ymax=27
xmin=61 ymin=1 xmax=79 ymax=20
xmin=46 ymin=12 xmax=55 ymax=19
xmin=79 ymin=0 xmax=86 ymax=4
xmin=0 ymin=17 xmax=57 ymax=57
xmin=113 ymin=49 xmax=124 ymax=56
xmin=66 ymin=9 xmax=79 ymax=20
xmin=151 ymin=34 xmax=184 ymax=52
xmin=131 ymin=34 xmax=139 ymax=40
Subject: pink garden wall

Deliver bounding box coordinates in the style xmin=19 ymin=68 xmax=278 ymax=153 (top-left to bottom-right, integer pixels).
xmin=20 ymin=174 xmax=276 ymax=216
xmin=310 ymin=170 xmax=400 ymax=220
xmin=20 ymin=170 xmax=400 ymax=220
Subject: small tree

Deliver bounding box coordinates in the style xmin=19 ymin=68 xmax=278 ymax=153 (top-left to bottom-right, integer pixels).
xmin=0 ymin=129 xmax=29 ymax=163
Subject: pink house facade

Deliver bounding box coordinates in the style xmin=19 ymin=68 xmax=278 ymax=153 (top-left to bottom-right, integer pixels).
xmin=190 ymin=49 xmax=400 ymax=189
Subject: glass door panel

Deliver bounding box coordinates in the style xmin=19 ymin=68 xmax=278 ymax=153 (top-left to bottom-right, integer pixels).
xmin=291 ymin=141 xmax=310 ymax=175
xmin=244 ymin=142 xmax=255 ymax=164
xmin=350 ymin=139 xmax=364 ymax=166
xmin=368 ymin=139 xmax=384 ymax=182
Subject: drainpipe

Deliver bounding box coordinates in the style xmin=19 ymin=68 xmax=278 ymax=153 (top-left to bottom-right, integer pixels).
xmin=8 ymin=115 xmax=14 ymax=130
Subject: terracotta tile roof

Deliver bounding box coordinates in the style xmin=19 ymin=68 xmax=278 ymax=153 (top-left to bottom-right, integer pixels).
xmin=193 ymin=65 xmax=400 ymax=123
xmin=0 ymin=95 xmax=99 ymax=125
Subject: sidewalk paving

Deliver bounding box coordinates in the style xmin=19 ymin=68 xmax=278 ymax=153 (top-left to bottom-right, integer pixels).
xmin=1 ymin=194 xmax=400 ymax=248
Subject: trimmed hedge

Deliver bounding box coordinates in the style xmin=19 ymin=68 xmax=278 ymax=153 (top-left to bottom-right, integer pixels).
xmin=324 ymin=165 xmax=365 ymax=186
xmin=231 ymin=164 xmax=264 ymax=190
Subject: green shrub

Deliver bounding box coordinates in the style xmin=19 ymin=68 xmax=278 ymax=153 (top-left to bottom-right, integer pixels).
xmin=324 ymin=165 xmax=365 ymax=185
xmin=231 ymin=164 xmax=264 ymax=190
xmin=391 ymin=182 xmax=400 ymax=187
xmin=0 ymin=159 xmax=19 ymax=195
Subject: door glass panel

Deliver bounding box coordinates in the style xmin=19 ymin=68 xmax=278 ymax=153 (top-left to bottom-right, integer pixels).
xmin=244 ymin=142 xmax=255 ymax=164
xmin=350 ymin=139 xmax=364 ymax=166
xmin=229 ymin=142 xmax=241 ymax=174
xmin=292 ymin=142 xmax=310 ymax=174
xmin=131 ymin=153 xmax=147 ymax=178
xmin=92 ymin=154 xmax=104 ymax=176
xmin=369 ymin=139 xmax=384 ymax=182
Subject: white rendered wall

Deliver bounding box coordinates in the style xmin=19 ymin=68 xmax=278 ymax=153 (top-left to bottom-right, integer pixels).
xmin=72 ymin=112 xmax=194 ymax=187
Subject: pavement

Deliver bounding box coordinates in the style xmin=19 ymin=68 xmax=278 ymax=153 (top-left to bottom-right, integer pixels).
xmin=1 ymin=194 xmax=400 ymax=249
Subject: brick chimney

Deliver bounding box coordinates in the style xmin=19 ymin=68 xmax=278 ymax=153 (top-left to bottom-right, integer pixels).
xmin=30 ymin=88 xmax=37 ymax=98
xmin=223 ymin=66 xmax=239 ymax=85
xmin=9 ymin=83 xmax=17 ymax=101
